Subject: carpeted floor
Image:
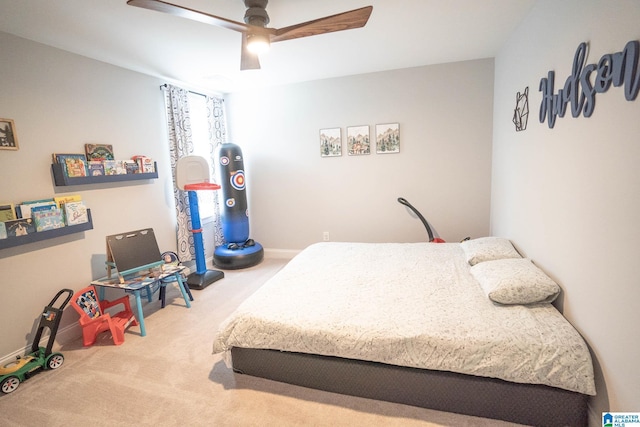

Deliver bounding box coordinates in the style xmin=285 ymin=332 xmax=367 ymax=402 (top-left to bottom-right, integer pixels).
xmin=0 ymin=257 xmax=524 ymax=426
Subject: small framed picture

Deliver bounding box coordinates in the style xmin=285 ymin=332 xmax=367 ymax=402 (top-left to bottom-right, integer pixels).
xmin=347 ymin=125 xmax=370 ymax=155
xmin=320 ymin=128 xmax=342 ymax=157
xmin=376 ymin=123 xmax=400 ymax=154
xmin=0 ymin=118 xmax=19 ymax=150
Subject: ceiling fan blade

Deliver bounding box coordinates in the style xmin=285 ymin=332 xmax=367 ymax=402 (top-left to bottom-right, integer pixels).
xmin=270 ymin=6 xmax=373 ymax=43
xmin=128 ymin=1 xmax=372 ymax=71
xmin=127 ymin=0 xmax=253 ymax=34
xmin=240 ymin=33 xmax=261 ymax=70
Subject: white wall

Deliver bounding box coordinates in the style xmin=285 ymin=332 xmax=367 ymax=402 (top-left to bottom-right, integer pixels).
xmin=492 ymin=0 xmax=640 ymax=417
xmin=4 ymin=2 xmax=633 ymax=420
xmin=225 ymin=59 xmax=495 ymax=249
xmin=0 ymin=32 xmax=177 ymax=357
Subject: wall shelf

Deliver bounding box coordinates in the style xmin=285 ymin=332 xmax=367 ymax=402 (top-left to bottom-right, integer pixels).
xmin=51 ymin=163 xmax=158 ymax=186
xmin=0 ymin=209 xmax=93 ymax=250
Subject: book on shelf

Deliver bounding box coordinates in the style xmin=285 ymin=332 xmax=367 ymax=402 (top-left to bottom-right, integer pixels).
xmin=141 ymin=160 xmax=155 ymax=173
xmin=30 ymin=204 xmax=59 ymax=217
xmin=33 ymin=208 xmax=65 ymax=232
xmin=133 ymin=156 xmax=155 ymax=173
xmin=114 ymin=160 xmax=128 ymax=175
xmin=16 ymin=199 xmax=56 ymax=218
xmin=63 ymin=201 xmax=89 ymax=225
xmin=54 ymin=194 xmax=82 ymax=209
xmin=0 ymin=203 xmax=16 ymax=222
xmin=103 ymin=160 xmax=117 ymax=175
xmin=52 ymin=153 xmax=88 ymax=177
xmin=88 ymin=160 xmax=105 ymax=176
xmin=31 ymin=203 xmax=58 ymax=211
xmin=85 ymin=143 xmax=114 ymax=161
xmin=5 ymin=218 xmax=36 ymax=237
xmin=124 ymin=160 xmax=140 ymax=174
xmin=65 ymin=157 xmax=87 ymax=177
xmin=0 ymin=222 xmax=6 ymax=239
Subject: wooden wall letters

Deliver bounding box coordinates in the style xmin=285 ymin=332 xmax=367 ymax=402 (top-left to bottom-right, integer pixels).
xmin=539 ymin=40 xmax=640 ymax=128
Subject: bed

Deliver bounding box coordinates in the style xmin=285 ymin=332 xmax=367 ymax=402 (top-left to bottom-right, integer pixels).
xmin=212 ymin=238 xmax=596 ymax=426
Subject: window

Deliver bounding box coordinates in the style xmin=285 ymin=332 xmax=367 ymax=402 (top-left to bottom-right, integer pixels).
xmin=187 ymin=92 xmax=215 ymax=220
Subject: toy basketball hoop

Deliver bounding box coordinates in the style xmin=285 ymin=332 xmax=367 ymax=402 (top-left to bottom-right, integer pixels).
xmin=176 ymin=155 xmax=224 ymax=289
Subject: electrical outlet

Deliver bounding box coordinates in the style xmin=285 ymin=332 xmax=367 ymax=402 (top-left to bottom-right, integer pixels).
xmin=322 ymin=231 xmax=330 ymax=241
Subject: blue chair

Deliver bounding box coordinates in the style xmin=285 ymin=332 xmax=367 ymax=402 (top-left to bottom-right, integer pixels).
xmin=159 ymin=251 xmax=194 ymax=308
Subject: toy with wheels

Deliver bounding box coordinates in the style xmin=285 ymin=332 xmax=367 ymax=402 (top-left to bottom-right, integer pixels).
xmin=397 ymin=197 xmax=446 ymax=243
xmin=214 ymin=143 xmax=264 ymax=269
xmin=397 ymin=197 xmax=470 ymax=243
xmin=176 ymin=155 xmax=225 ymax=290
xmin=1 ymin=289 xmax=72 ymax=394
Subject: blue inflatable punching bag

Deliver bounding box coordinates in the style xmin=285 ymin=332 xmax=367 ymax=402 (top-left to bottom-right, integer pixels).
xmin=213 ymin=143 xmax=264 ymax=269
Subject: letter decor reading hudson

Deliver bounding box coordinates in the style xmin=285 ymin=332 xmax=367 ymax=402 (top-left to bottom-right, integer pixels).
xmin=539 ymin=40 xmax=640 ymax=128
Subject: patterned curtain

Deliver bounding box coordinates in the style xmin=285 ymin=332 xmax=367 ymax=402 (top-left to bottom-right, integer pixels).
xmin=163 ymin=84 xmax=227 ymax=261
xmin=205 ymin=94 xmax=226 ymax=247
xmin=163 ymin=84 xmax=195 ymax=261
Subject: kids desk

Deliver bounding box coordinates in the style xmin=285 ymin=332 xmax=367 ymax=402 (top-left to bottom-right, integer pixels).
xmin=92 ymin=228 xmax=192 ymax=337
xmin=91 ymin=264 xmax=191 ymax=337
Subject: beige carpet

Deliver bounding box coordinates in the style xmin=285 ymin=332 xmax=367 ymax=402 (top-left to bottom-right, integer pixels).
xmin=0 ymin=257 xmax=524 ymax=427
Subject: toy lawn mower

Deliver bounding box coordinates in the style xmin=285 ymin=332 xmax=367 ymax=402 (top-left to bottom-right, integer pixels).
xmin=0 ymin=289 xmax=73 ymax=394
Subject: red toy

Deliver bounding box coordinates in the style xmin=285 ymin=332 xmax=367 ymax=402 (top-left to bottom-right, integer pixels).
xmin=70 ymin=285 xmax=138 ymax=346
xmin=398 ymin=197 xmax=446 ymax=243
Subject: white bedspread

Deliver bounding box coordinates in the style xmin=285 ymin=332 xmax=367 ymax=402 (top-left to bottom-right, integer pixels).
xmin=212 ymin=242 xmax=596 ymax=395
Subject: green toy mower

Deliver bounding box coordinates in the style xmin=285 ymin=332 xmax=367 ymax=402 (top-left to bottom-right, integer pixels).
xmin=1 ymin=289 xmax=73 ymax=394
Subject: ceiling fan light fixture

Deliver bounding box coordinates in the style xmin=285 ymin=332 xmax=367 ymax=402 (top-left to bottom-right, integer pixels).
xmin=246 ymin=33 xmax=270 ymax=54
xmin=127 ymin=1 xmax=373 ymax=71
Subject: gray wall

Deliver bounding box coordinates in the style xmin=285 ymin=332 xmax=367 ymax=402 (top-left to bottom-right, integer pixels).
xmin=5 ymin=1 xmax=638 ymax=422
xmin=0 ymin=33 xmax=495 ymax=359
xmin=0 ymin=32 xmax=176 ymax=357
xmin=225 ymin=59 xmax=494 ymax=249
xmin=492 ymin=0 xmax=640 ymax=418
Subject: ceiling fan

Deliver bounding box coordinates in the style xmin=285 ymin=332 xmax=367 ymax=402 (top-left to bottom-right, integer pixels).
xmin=127 ymin=0 xmax=373 ymax=70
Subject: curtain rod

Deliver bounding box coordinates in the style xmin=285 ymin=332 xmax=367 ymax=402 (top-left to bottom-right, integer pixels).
xmin=159 ymin=83 xmax=207 ymax=97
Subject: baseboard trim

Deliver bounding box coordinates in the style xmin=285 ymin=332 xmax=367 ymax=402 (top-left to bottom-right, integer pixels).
xmin=264 ymin=248 xmax=299 ymax=260
xmin=1 ymin=253 xmax=297 ymax=365
xmin=0 ymin=322 xmax=81 ymax=366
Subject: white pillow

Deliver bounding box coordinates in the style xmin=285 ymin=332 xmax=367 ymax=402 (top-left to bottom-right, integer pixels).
xmin=470 ymin=258 xmax=561 ymax=305
xmin=460 ymin=237 xmax=521 ymax=266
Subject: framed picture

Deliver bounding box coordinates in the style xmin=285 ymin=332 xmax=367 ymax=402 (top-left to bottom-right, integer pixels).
xmin=0 ymin=118 xmax=19 ymax=150
xmin=376 ymin=123 xmax=400 ymax=154
xmin=347 ymin=125 xmax=370 ymax=155
xmin=319 ymin=128 xmax=342 ymax=157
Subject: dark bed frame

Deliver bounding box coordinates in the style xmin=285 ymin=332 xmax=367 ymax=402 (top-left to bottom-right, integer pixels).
xmin=231 ymin=347 xmax=588 ymax=427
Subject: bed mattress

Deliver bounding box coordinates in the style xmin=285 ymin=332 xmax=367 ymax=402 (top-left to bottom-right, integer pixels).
xmin=212 ymin=242 xmax=596 ymax=396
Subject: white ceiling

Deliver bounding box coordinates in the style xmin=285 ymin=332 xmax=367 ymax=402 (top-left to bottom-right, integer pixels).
xmin=0 ymin=0 xmax=535 ymax=93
